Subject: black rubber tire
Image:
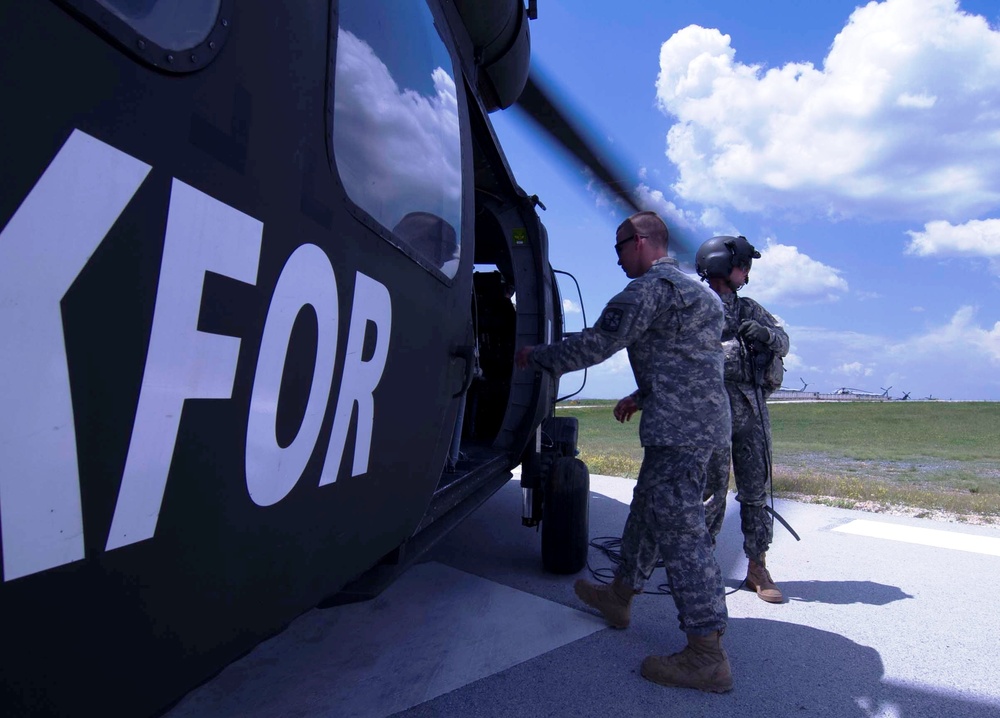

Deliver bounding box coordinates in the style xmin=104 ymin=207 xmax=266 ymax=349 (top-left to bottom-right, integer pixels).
xmin=541 ymin=456 xmax=590 ymax=574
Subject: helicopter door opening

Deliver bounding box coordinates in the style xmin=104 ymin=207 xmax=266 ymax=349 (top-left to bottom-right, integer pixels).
xmin=463 ymin=266 xmax=516 ymax=444
xmin=442 ymin=203 xmax=518 ymax=478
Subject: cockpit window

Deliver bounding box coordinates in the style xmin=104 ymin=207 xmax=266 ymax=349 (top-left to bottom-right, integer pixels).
xmin=332 ymin=0 xmax=464 ymax=279
xmin=95 ymin=0 xmax=221 ymax=51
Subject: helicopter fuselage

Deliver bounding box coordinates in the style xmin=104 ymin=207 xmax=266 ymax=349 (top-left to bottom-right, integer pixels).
xmin=0 ymin=1 xmax=569 ymax=715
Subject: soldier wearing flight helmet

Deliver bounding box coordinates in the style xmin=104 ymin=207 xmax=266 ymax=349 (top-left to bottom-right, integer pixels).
xmin=696 ymin=235 xmax=790 ymax=604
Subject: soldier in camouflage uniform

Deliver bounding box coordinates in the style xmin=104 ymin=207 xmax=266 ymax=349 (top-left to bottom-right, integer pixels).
xmin=515 ymin=212 xmax=733 ymax=694
xmin=696 ymin=235 xmax=790 ymax=604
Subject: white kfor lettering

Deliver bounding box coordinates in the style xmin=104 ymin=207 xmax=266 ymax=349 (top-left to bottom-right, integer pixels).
xmin=1 ymin=133 xmax=394 ymax=574
xmin=320 ymin=272 xmax=391 ymax=483
xmin=0 ymin=131 xmax=151 ymax=581
xmin=246 ymin=244 xmax=339 ymax=506
xmin=106 ymin=180 xmax=262 ymax=551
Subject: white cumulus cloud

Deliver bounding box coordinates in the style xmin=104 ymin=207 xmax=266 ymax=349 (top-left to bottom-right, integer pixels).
xmin=740 ymin=239 xmax=849 ymax=304
xmin=655 ymin=0 xmax=1000 ymax=221
xmin=897 ymin=305 xmax=1000 ymax=362
xmin=837 ymin=362 xmax=875 ymax=377
xmin=905 ymin=218 xmax=1000 ymax=257
xmin=333 ymin=29 xmax=461 ymax=231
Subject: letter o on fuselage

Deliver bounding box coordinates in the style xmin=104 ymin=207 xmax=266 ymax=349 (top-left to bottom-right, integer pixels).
xmin=246 ymin=243 xmax=338 ymax=506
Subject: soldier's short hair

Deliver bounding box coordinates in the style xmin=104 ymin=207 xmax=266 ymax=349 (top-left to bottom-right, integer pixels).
xmin=618 ymin=211 xmax=668 ymax=250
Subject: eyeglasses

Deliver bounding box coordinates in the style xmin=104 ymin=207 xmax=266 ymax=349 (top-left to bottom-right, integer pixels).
xmin=614 ymin=234 xmax=643 ymax=256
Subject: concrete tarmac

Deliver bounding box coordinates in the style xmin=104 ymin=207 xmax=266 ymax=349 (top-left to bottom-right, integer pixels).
xmin=168 ymin=473 xmax=1000 ymax=718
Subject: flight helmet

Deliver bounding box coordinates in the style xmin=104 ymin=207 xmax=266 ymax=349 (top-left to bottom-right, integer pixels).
xmin=695 ymin=235 xmax=761 ymax=280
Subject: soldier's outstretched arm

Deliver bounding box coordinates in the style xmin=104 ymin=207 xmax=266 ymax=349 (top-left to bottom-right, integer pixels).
xmin=525 ymin=286 xmax=657 ymax=377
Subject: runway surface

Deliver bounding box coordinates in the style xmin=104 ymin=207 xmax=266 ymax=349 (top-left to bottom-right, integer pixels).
xmin=167 ymin=472 xmax=1000 ymax=718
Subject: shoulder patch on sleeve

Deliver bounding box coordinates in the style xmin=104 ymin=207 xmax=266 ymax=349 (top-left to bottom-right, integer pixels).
xmin=600 ymin=307 xmax=624 ymax=332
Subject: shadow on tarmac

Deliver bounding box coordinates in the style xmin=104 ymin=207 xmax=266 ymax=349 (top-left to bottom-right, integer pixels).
xmin=726 ymin=617 xmax=999 ymax=718
xmin=400 ymin=617 xmax=1000 ymax=718
xmin=780 ymin=580 xmax=915 ymax=605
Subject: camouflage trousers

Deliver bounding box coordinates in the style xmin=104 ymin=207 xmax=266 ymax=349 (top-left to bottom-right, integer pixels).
xmin=703 ymin=385 xmax=773 ymax=563
xmin=617 ymin=446 xmax=728 ymax=635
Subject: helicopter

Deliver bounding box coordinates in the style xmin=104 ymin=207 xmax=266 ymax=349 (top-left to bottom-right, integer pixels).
xmin=0 ymin=1 xmax=651 ymax=715
xmin=778 ymin=377 xmax=810 ymax=392
xmin=833 ymin=386 xmax=887 ymax=398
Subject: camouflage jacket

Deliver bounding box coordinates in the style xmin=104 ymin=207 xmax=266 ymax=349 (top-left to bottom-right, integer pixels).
xmin=720 ymin=293 xmax=790 ymax=399
xmin=531 ymin=257 xmax=730 ymax=449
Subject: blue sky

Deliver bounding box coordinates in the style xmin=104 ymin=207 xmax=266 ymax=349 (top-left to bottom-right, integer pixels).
xmin=490 ymin=0 xmax=1000 ymax=401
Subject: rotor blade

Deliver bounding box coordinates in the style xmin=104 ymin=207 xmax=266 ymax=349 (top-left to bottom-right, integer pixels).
xmin=512 ymin=69 xmax=698 ymax=262
xmin=514 ymin=70 xmax=642 ymax=214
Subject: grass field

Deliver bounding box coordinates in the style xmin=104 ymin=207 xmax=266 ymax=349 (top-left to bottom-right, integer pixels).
xmin=556 ymin=399 xmax=1000 ymax=523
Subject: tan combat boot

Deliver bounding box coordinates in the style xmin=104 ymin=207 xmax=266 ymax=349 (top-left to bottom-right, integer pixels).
xmin=573 ymin=576 xmax=636 ymax=628
xmin=641 ymin=631 xmax=733 ymax=693
xmin=746 ymin=556 xmax=784 ymax=603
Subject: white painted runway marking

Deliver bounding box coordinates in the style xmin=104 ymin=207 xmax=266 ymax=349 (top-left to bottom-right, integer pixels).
xmin=833 ymin=519 xmax=1000 ymax=557
xmin=167 ymin=562 xmax=604 ymax=718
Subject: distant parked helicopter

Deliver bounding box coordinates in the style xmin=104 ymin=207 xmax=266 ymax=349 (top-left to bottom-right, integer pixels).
xmin=833 ymin=386 xmax=894 ymax=399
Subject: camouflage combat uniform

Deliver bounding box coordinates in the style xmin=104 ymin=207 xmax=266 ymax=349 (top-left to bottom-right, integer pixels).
xmin=703 ymin=293 xmax=790 ymax=564
xmin=531 ymin=257 xmax=730 ymax=635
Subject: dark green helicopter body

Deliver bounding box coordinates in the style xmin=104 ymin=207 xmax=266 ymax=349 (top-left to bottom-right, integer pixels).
xmin=0 ymin=1 xmax=628 ymax=715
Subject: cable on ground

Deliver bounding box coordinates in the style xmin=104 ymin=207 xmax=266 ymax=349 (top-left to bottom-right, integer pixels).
xmin=585 ymin=536 xmax=747 ymax=596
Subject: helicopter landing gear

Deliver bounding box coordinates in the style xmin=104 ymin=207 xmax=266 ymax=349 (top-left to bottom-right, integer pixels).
xmin=521 ymin=416 xmax=590 ymax=574
xmin=542 ymin=455 xmax=590 ymax=574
